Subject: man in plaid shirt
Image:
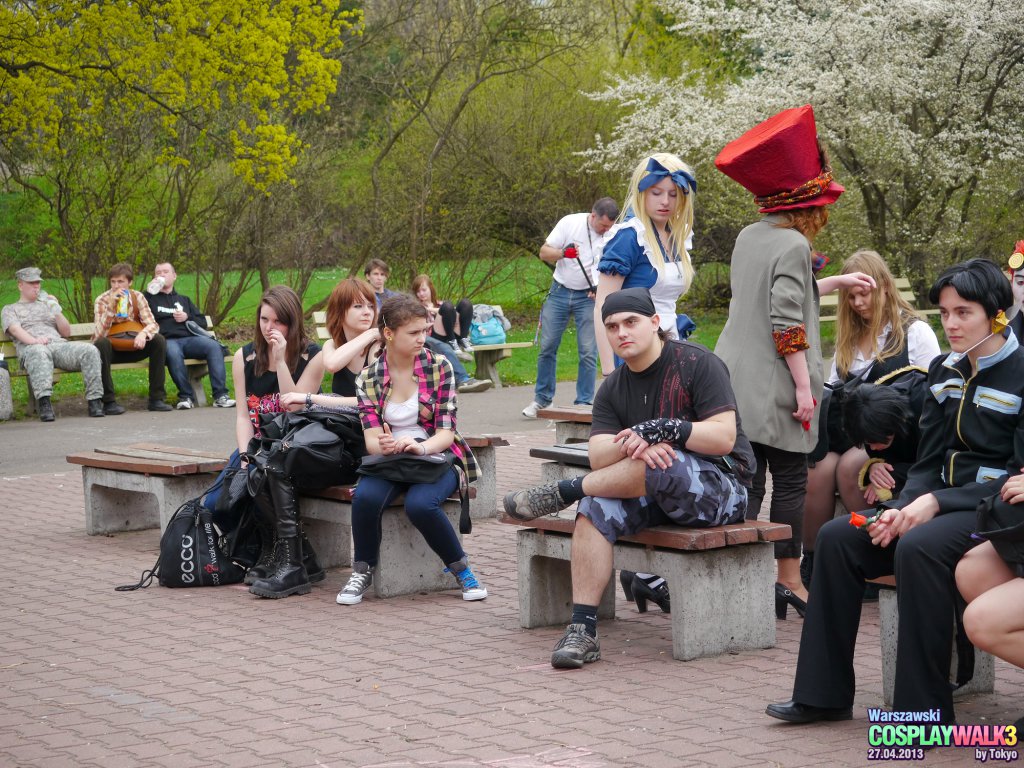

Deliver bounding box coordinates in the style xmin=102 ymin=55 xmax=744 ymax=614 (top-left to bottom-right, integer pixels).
xmin=92 ymin=263 xmax=172 ymax=413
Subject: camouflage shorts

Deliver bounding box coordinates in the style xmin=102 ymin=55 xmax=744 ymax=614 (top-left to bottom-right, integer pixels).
xmin=578 ymin=450 xmax=748 ymax=543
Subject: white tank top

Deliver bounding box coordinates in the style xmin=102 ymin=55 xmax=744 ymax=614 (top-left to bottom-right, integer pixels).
xmin=383 ymin=391 xmax=429 ymax=441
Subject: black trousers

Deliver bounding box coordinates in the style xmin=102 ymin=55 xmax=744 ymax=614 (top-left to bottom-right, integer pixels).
xmin=792 ymin=510 xmax=978 ymax=724
xmin=437 ymin=298 xmax=473 ymax=343
xmin=746 ymin=441 xmax=806 ymax=558
xmin=94 ymin=334 xmax=167 ymax=402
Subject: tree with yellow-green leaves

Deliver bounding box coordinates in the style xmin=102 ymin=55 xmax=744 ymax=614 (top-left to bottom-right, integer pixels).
xmin=0 ymin=0 xmax=361 ymax=315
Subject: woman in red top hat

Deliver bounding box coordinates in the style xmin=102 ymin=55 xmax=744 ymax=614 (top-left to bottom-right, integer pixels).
xmin=713 ymin=105 xmax=874 ymax=619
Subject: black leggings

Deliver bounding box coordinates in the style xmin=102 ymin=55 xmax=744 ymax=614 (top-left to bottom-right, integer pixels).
xmin=437 ymin=299 xmax=473 ymax=344
xmin=745 ymin=441 xmax=807 ymax=559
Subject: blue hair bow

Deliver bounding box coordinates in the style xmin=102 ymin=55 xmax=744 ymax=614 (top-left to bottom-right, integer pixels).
xmin=637 ymin=158 xmax=697 ymax=194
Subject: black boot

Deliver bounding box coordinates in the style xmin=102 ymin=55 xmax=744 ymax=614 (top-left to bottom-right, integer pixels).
xmin=38 ymin=396 xmax=55 ymax=422
xmin=244 ymin=484 xmax=279 ymax=586
xmin=300 ymin=523 xmax=326 ymax=584
xmin=249 ymin=472 xmax=310 ymax=598
xmin=800 ymin=551 xmax=814 ymax=591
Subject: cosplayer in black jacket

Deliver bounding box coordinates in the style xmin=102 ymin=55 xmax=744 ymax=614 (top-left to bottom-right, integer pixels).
xmin=892 ymin=332 xmax=1024 ymax=514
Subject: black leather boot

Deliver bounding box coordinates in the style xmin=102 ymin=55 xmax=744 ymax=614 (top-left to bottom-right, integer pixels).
xmin=249 ymin=472 xmax=310 ymax=598
xmin=38 ymin=396 xmax=55 ymax=422
xmin=300 ymin=523 xmax=326 ymax=584
xmin=244 ymin=484 xmax=279 ymax=586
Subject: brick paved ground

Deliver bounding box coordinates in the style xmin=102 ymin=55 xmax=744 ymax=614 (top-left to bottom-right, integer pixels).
xmin=2 ymin=428 xmax=1022 ymax=766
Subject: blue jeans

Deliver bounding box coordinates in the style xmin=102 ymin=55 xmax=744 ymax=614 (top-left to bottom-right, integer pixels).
xmin=535 ymin=282 xmax=596 ymax=406
xmin=166 ymin=335 xmax=230 ymax=401
xmin=351 ymin=468 xmax=463 ymax=568
xmin=424 ymin=337 xmax=469 ymax=384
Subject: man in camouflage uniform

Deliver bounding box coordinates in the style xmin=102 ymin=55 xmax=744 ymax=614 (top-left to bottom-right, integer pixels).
xmin=1 ymin=267 xmax=107 ymax=421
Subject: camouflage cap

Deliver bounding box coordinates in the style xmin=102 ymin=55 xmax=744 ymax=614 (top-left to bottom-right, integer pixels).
xmin=15 ymin=267 xmax=42 ymax=282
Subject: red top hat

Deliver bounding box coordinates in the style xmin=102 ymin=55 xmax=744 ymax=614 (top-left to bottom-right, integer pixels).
xmin=714 ymin=105 xmax=844 ymax=213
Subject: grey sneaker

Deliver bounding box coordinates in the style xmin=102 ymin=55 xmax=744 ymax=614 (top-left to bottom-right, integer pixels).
xmin=213 ymin=395 xmax=236 ymax=408
xmin=551 ymin=623 xmax=600 ymax=669
xmin=175 ymin=398 xmax=194 ymax=410
xmin=457 ymin=378 xmax=492 ymax=393
xmin=336 ymin=562 xmax=373 ymax=605
xmin=521 ymin=401 xmax=544 ymax=418
xmin=503 ymin=483 xmax=568 ymax=521
xmin=445 ymin=559 xmax=488 ymax=601
xmin=459 ymin=338 xmax=474 ymax=354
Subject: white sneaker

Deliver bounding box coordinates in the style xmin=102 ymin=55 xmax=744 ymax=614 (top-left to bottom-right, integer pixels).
xmin=175 ymin=398 xmax=194 ymax=410
xmin=459 ymin=338 xmax=475 ymax=354
xmin=337 ymin=562 xmax=373 ymax=605
xmin=213 ymin=395 xmax=236 ymax=408
xmin=521 ymin=401 xmax=544 ymax=419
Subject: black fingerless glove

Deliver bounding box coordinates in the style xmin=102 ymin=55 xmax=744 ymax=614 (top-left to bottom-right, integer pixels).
xmin=631 ymin=418 xmax=693 ymax=450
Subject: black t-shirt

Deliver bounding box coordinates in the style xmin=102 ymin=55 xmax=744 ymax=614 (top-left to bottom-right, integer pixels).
xmin=145 ymin=290 xmax=207 ymax=339
xmin=591 ymin=340 xmax=755 ymax=486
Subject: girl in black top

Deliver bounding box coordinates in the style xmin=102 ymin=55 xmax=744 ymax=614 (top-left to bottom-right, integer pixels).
xmin=230 ymin=286 xmax=325 ymax=600
xmin=231 ymin=285 xmax=324 ymax=455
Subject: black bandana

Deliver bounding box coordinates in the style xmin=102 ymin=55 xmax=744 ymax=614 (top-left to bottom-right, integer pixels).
xmin=601 ymin=287 xmax=656 ymax=320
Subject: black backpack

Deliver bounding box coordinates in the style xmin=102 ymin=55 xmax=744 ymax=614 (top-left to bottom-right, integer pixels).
xmin=116 ymin=499 xmax=247 ymax=591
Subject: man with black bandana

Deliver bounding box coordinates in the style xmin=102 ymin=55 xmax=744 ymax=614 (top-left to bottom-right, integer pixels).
xmin=504 ymin=287 xmax=755 ymax=668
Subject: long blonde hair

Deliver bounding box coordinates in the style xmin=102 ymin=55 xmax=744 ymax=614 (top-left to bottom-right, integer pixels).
xmin=834 ymin=250 xmax=920 ymax=378
xmin=618 ymin=152 xmax=696 ymax=287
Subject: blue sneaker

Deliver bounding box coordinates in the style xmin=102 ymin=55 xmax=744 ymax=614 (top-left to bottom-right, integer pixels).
xmin=445 ymin=560 xmax=487 ymax=601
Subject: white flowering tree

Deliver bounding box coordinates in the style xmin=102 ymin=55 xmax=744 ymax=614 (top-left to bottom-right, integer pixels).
xmin=588 ymin=0 xmax=1024 ymax=295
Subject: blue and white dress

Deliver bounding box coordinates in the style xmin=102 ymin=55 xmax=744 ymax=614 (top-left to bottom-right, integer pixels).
xmin=598 ymin=217 xmax=693 ymax=337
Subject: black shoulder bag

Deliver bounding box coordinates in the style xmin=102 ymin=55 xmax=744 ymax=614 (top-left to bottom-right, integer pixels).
xmin=247 ymin=409 xmax=366 ymax=490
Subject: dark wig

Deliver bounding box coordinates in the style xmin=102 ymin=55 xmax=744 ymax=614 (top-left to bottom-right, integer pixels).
xmin=842 ymin=381 xmax=912 ymax=447
xmin=928 ymin=258 xmax=1012 ymax=318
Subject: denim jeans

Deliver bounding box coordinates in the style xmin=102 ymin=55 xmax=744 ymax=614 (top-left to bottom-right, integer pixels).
xmin=351 ymin=468 xmax=463 ymax=568
xmin=534 ymin=281 xmax=597 ymax=406
xmin=166 ymin=335 xmax=230 ymax=401
xmin=424 ymin=337 xmax=469 ymax=384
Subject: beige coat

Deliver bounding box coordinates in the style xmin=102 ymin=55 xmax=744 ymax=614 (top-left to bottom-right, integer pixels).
xmin=714 ymin=216 xmax=823 ymax=453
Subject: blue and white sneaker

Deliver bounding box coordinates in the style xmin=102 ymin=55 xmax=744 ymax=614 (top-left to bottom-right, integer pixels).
xmin=445 ymin=559 xmax=487 ymax=601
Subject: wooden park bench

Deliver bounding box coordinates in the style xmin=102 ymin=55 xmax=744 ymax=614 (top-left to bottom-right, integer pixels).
xmin=820 ymin=276 xmax=938 ymax=324
xmin=1 ymin=315 xmax=228 ymax=412
xmin=313 ymin=308 xmax=532 ymax=389
xmin=501 ymin=513 xmax=791 ymax=661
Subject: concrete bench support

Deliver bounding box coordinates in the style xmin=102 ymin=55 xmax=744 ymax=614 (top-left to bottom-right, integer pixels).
xmin=83 ymin=466 xmax=213 ymax=535
xmin=878 ymin=588 xmax=995 ymax=706
xmin=298 ymin=492 xmax=464 ymax=598
xmin=517 ymin=528 xmax=776 ymax=661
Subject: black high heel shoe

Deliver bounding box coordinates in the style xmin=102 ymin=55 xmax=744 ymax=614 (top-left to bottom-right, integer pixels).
xmin=632 ymin=575 xmax=671 ymax=614
xmin=619 ymin=570 xmax=636 ymax=602
xmin=775 ymin=582 xmax=807 ymax=620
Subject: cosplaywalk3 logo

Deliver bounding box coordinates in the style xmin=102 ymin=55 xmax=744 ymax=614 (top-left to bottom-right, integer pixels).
xmin=865 ymin=708 xmax=1020 ymax=762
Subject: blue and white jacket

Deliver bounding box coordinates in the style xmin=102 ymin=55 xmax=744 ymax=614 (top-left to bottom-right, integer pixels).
xmin=891 ymin=331 xmax=1024 ymax=515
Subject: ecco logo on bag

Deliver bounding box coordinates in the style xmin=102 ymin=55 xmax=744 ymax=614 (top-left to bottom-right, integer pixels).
xmin=180 ymin=533 xmax=195 ymax=584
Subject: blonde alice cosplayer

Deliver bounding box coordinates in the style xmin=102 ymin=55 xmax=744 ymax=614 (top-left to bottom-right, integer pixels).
xmin=618 ymin=152 xmax=697 ymax=287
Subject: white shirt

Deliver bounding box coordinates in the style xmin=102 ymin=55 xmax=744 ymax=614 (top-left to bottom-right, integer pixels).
xmin=545 ymin=212 xmax=602 ymax=291
xmin=827 ymin=319 xmax=942 ymax=384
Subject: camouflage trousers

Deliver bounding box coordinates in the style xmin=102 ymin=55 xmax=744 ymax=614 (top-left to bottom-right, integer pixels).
xmin=578 ymin=450 xmax=748 ymax=543
xmin=20 ymin=341 xmax=103 ymax=401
